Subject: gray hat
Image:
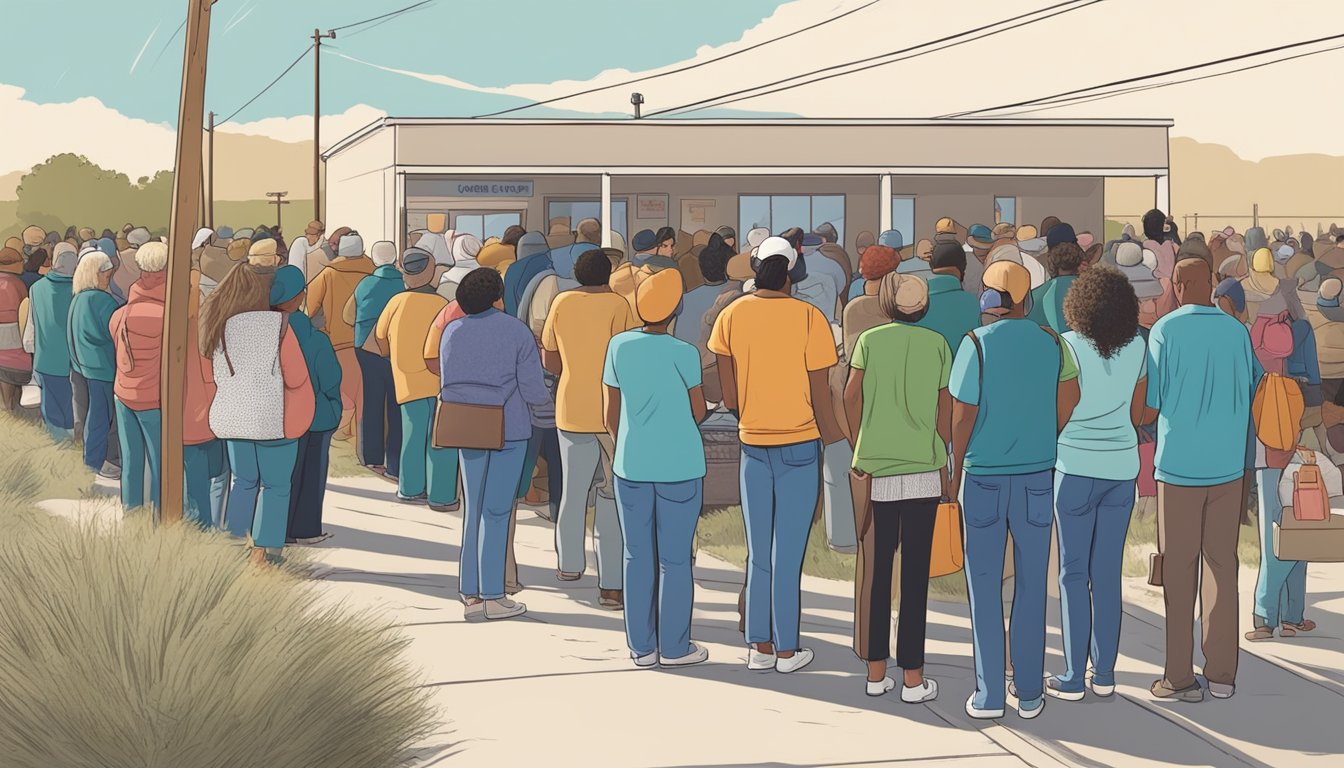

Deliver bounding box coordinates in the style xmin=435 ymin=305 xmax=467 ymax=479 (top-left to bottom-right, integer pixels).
xmin=338 ymin=233 xmax=364 ymax=258
xmin=516 ymin=231 xmax=549 ymax=262
xmin=401 ymin=246 xmax=432 ymax=275
xmin=52 ymin=242 xmax=80 ymax=275
xmin=127 ymin=227 xmax=152 ymax=247
xmin=216 ymin=226 xmax=234 ymax=240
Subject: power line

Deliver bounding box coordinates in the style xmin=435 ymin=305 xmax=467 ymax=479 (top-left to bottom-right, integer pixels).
xmin=643 ymin=0 xmax=1103 ymax=118
xmin=471 ymin=0 xmax=886 ymax=119
xmin=218 ymin=46 xmax=311 ymax=124
xmin=330 ymin=0 xmax=436 ymax=33
xmin=940 ymin=31 xmax=1344 ymax=118
xmin=977 ymin=41 xmax=1344 ymax=117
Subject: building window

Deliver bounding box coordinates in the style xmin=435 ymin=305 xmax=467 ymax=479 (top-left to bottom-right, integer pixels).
xmin=994 ymin=196 xmax=1017 ymax=226
xmin=890 ymin=197 xmax=915 ymax=250
xmin=452 ymin=212 xmax=522 ymax=241
xmin=546 ymin=199 xmax=628 ymax=240
xmin=739 ymin=194 xmax=845 ymax=244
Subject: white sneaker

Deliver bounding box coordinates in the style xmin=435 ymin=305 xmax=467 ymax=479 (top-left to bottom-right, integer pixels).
xmin=775 ymin=648 xmax=815 ymax=674
xmin=463 ymin=599 xmax=484 ymax=619
xmin=965 ymin=694 xmax=1004 ymax=720
xmin=902 ymin=678 xmax=939 ymax=703
xmin=483 ymin=598 xmax=526 ymax=620
xmin=866 ymin=677 xmax=896 ymax=697
xmin=1208 ymin=682 xmax=1235 ymax=699
xmin=632 ymin=651 xmax=658 ymax=668
xmin=747 ymin=649 xmax=777 ymax=670
xmin=660 ymin=643 xmax=709 ymax=668
xmin=1091 ymin=681 xmax=1116 ymax=697
xmin=1017 ymin=696 xmax=1045 ymax=720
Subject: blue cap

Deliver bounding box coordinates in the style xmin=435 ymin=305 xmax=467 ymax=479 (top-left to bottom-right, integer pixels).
xmin=968 ymin=224 xmax=992 ymax=244
xmin=1046 ymin=223 xmax=1077 ymax=249
xmin=402 ymin=246 xmax=432 ymax=275
xmin=1213 ymin=277 xmax=1246 ymax=312
xmin=217 ymin=226 xmax=234 ymax=239
xmin=878 ymin=229 xmax=904 ymax=249
xmin=802 ymin=233 xmax=824 ymax=247
xmin=270 ymin=265 xmax=306 ymax=306
xmin=631 ymin=229 xmax=657 ymax=252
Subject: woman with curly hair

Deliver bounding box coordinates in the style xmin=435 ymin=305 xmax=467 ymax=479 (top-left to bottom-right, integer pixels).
xmin=1049 ymin=265 xmax=1149 ymax=701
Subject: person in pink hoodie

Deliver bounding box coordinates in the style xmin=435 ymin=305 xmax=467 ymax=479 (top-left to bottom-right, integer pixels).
xmin=109 ymin=241 xmax=169 ymax=511
xmin=198 ymin=240 xmax=314 ymax=566
xmin=182 ymin=268 xmax=221 ymax=529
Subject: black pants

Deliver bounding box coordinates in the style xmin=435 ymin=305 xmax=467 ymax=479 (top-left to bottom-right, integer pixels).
xmin=853 ymin=497 xmax=938 ymax=667
xmin=288 ymin=429 xmax=334 ymax=540
xmin=355 ymin=348 xmax=401 ymax=477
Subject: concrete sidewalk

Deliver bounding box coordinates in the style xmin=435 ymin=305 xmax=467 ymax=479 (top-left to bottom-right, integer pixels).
xmin=305 ymin=476 xmax=1344 ymax=768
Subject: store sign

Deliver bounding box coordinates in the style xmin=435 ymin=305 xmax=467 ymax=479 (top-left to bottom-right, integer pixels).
xmin=445 ymin=180 xmax=534 ymax=197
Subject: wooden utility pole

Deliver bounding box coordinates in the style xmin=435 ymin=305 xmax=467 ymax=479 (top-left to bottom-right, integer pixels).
xmin=207 ymin=110 xmax=215 ymax=228
xmin=312 ymin=28 xmax=336 ymax=221
xmin=160 ymin=0 xmax=213 ymax=525
xmin=267 ymin=191 xmax=290 ymax=229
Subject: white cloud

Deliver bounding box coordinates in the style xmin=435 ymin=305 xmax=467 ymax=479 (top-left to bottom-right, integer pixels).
xmin=218 ymin=104 xmax=388 ymax=148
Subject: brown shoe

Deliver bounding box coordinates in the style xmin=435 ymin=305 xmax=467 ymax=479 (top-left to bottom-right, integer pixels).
xmin=1150 ymin=678 xmax=1203 ymax=702
xmin=557 ymin=570 xmax=582 ymax=582
xmin=599 ymin=589 xmax=624 ymax=610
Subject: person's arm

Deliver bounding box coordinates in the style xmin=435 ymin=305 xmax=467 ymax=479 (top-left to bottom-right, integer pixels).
xmin=1055 ymin=337 xmax=1080 ymax=434
xmin=373 ymin=298 xmax=395 ymax=358
xmin=1131 ymin=377 xmax=1150 ymax=427
xmin=304 ymin=271 xmax=326 ymax=319
xmin=541 ymin=348 xmax=562 ymax=376
xmin=842 ymin=367 xmax=864 ymax=453
xmin=689 ymin=385 xmax=708 ymax=425
xmin=810 ymin=367 xmax=845 ymax=446
xmin=342 ymin=294 xmax=357 ymax=327
xmin=947 ymin=335 xmax=980 ymax=496
xmin=539 ymin=304 xmax=562 ymax=375
xmin=604 ymin=384 xmax=621 ymax=442
xmin=951 ymin=400 xmax=978 ymax=497
xmin=516 ymin=331 xmax=552 ymax=407
xmin=937 ymin=387 xmax=953 ymax=498
xmin=423 ymin=310 xmax=446 ymax=374
xmin=715 ymin=355 xmax=737 ymax=412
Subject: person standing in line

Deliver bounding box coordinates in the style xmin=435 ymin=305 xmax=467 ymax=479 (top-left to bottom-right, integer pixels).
xmin=287 ymin=220 xmax=326 ymax=285
xmin=709 ymin=237 xmax=844 ymax=674
xmin=1048 ymin=266 xmax=1147 ymax=701
xmin=67 ymin=250 xmax=122 ymax=479
xmin=0 ymin=246 xmax=32 ymax=411
xmin=843 ymin=272 xmax=949 ymax=703
xmin=376 ymin=248 xmax=458 ymax=512
xmin=1028 ymin=229 xmax=1084 ymax=334
xmin=305 ymin=232 xmax=374 ymax=443
xmin=918 ymin=242 xmax=981 ymax=350
xmin=1146 ymin=257 xmax=1256 ymax=702
xmin=604 ymin=267 xmax=711 ymax=667
xmin=200 ymin=241 xmax=314 ymax=566
xmin=349 ymin=240 xmax=406 ymax=481
xmin=29 ymin=243 xmax=79 ymax=440
xmin=182 ymin=262 xmax=221 ymax=530
xmin=441 ymin=268 xmax=552 ymax=620
xmin=271 ymin=266 xmax=343 ymax=544
xmin=107 ymin=242 xmax=173 ymax=511
xmin=542 ymin=249 xmax=637 ymax=608
xmin=949 ymin=260 xmax=1080 ymax=721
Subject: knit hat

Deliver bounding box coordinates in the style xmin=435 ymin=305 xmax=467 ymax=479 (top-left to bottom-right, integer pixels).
xmin=127 ymin=227 xmax=152 ymax=247
xmin=715 ymin=225 xmax=737 ymax=242
xmin=935 ymin=217 xmax=957 ymax=235
xmin=858 ymin=245 xmax=901 ymax=281
xmin=1214 ymin=277 xmax=1246 ymax=313
xmin=1252 ymin=247 xmax=1274 ymax=273
xmin=453 ymin=234 xmax=482 ymax=262
xmin=216 ymin=226 xmax=234 ymax=240
xmin=745 ymin=227 xmax=771 ymax=249
xmin=247 ymin=238 xmax=279 ymax=267
xmin=877 ymin=229 xmax=904 ymax=249
xmin=632 ymin=229 xmax=657 ymax=252
xmin=885 ymin=272 xmax=929 ymax=314
xmin=1320 ymin=278 xmax=1343 ymax=308
xmin=981 ymin=261 xmax=1031 ymax=313
xmin=269 ymin=265 xmax=306 ymax=306
xmin=371 ymin=240 xmax=398 ymax=266
xmin=337 ymin=233 xmax=364 ymax=258
xmin=51 ymin=242 xmax=80 ymax=276
xmin=967 ymin=224 xmax=994 ymax=249
xmin=1045 ymin=223 xmax=1077 ymax=249
xmin=233 ymin=228 xmax=255 ymax=242
xmin=930 ymin=241 xmax=968 ymax=274
xmin=401 ymin=246 xmax=432 ymax=275
xmin=634 ymin=266 xmax=684 ymax=323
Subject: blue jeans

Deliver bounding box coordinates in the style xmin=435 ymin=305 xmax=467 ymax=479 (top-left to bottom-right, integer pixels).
xmin=399 ymin=397 xmax=459 ymax=505
xmin=82 ymin=377 xmax=115 ymax=471
xmin=356 ymin=348 xmax=401 ymax=477
xmin=115 ymin=400 xmax=161 ymax=510
xmin=183 ymin=440 xmax=220 ymax=530
xmin=37 ymin=371 xmax=74 ymax=439
xmin=1254 ymin=468 xmax=1308 ymax=627
xmin=209 ymin=442 xmax=231 ymax=530
xmin=1053 ymin=473 xmax=1136 ymax=691
xmin=224 ymin=439 xmax=299 ymax=549
xmin=740 ymin=440 xmax=822 ymax=653
xmin=460 ymin=440 xmax=528 ymax=601
xmin=614 ymin=477 xmax=703 ymax=658
xmin=961 ymin=469 xmax=1054 ymax=709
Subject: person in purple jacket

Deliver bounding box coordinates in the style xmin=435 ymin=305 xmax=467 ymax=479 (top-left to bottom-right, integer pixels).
xmin=440 ymin=267 xmax=553 ymax=621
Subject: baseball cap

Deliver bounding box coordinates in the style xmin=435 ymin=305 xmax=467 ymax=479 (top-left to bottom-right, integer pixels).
xmin=877 ymin=229 xmax=904 ymax=250
xmin=756 ymin=236 xmax=798 ymax=267
xmin=981 ymin=260 xmax=1031 ymax=313
xmin=967 ymin=224 xmax=993 ymax=249
xmin=401 ymin=246 xmax=432 ymax=275
xmin=935 ymin=217 xmax=957 ymax=235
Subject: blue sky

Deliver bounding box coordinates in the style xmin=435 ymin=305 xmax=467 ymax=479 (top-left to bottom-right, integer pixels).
xmin=3 ymin=0 xmax=787 ymax=124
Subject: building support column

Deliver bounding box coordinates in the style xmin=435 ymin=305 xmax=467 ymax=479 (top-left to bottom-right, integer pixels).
xmin=395 ymin=170 xmax=407 ymax=256
xmin=1155 ymin=173 xmax=1170 ymax=214
xmin=879 ymin=173 xmax=893 ymax=233
xmin=601 ymin=172 xmax=613 ymax=248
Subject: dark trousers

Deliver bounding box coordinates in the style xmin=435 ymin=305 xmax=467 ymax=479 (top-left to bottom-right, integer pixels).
xmin=355 ymin=348 xmax=400 ymax=478
xmin=288 ymin=429 xmax=335 ymax=540
xmin=72 ymin=372 xmax=120 ymax=470
xmin=853 ymin=497 xmax=938 ymax=667
xmin=518 ymin=425 xmax=562 ymax=518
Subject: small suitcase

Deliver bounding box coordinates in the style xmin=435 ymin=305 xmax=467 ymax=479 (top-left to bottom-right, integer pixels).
xmin=701 ymin=410 xmax=741 ymax=509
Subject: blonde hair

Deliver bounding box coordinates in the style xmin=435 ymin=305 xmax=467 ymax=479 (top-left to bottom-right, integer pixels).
xmin=198 ymin=261 xmax=275 ymax=356
xmin=72 ymin=252 xmax=113 ymax=294
xmin=136 ymin=241 xmax=169 ymax=272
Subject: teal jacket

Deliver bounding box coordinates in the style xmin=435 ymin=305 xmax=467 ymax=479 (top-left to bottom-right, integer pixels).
xmin=288 ymin=311 xmax=343 ymax=433
xmin=67 ymin=289 xmax=121 ymax=383
xmin=29 ymin=272 xmax=74 ymax=377
xmin=352 ymin=265 xmax=404 ymax=348
xmin=1027 ymin=275 xmax=1077 ymax=334
xmin=917 ymin=273 xmax=981 ymax=350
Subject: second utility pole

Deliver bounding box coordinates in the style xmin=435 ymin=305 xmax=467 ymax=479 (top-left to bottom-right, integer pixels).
xmin=313 ymin=27 xmax=336 ymax=222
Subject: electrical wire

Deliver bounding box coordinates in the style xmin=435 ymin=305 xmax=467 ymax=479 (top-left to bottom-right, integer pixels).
xmin=940 ymin=31 xmax=1344 ymax=118
xmin=217 ymin=46 xmax=311 ymax=124
xmin=643 ymin=0 xmax=1103 ymax=118
xmin=329 ymin=0 xmax=436 ymax=33
xmin=471 ymin=0 xmax=886 ymax=118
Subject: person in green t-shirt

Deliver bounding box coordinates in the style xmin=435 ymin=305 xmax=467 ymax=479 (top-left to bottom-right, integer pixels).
xmin=843 ymin=272 xmax=950 ymax=706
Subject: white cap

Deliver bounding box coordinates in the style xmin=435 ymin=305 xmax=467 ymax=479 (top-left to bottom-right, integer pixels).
xmin=756 ymin=236 xmax=798 ymax=267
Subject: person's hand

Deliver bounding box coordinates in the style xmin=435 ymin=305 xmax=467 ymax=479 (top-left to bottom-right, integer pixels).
xmin=850 ymin=468 xmax=868 ymax=482
xmin=946 ymin=472 xmax=962 ymax=502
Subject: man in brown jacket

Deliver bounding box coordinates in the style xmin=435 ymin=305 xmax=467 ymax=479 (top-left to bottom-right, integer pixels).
xmin=306 ymin=231 xmax=374 ymax=441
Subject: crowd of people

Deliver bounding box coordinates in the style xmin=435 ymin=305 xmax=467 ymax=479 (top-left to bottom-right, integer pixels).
xmin=0 ymin=203 xmax=1335 ymax=719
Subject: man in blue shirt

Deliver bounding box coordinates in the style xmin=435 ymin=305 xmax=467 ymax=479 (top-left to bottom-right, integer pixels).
xmin=949 ymin=260 xmax=1079 ymax=721
xmin=1145 ymin=257 xmax=1255 ymax=703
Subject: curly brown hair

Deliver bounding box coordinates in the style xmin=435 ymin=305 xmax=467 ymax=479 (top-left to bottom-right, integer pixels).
xmin=1062 ymin=265 xmax=1139 ymax=359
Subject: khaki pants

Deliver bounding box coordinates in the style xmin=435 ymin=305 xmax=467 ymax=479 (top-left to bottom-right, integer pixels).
xmin=1157 ymin=479 xmax=1242 ymax=689
xmin=335 ymin=347 xmax=362 ymax=438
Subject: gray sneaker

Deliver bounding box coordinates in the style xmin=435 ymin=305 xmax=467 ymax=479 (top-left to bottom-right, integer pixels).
xmin=1208 ymin=682 xmax=1235 ymax=700
xmin=1151 ymin=679 xmax=1204 ymax=702
xmin=97 ymin=462 xmax=122 ymax=481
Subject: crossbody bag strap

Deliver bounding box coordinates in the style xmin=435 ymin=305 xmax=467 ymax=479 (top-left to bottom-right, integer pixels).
xmin=273 ymin=317 xmax=287 ymax=376
xmin=965 ymin=330 xmax=984 ymax=398
xmin=220 ymin=335 xmax=235 ymax=377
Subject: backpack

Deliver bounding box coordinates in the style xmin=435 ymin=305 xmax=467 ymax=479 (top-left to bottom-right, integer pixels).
xmin=1251 ymin=311 xmax=1295 ymax=370
xmin=1252 ymin=372 xmax=1305 ymax=451
xmin=209 ymin=312 xmax=288 ymax=441
xmin=1292 ymin=448 xmax=1330 ymax=522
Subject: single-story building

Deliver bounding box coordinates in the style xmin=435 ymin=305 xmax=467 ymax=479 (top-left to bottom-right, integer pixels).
xmin=322 ymin=117 xmax=1172 ymax=256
